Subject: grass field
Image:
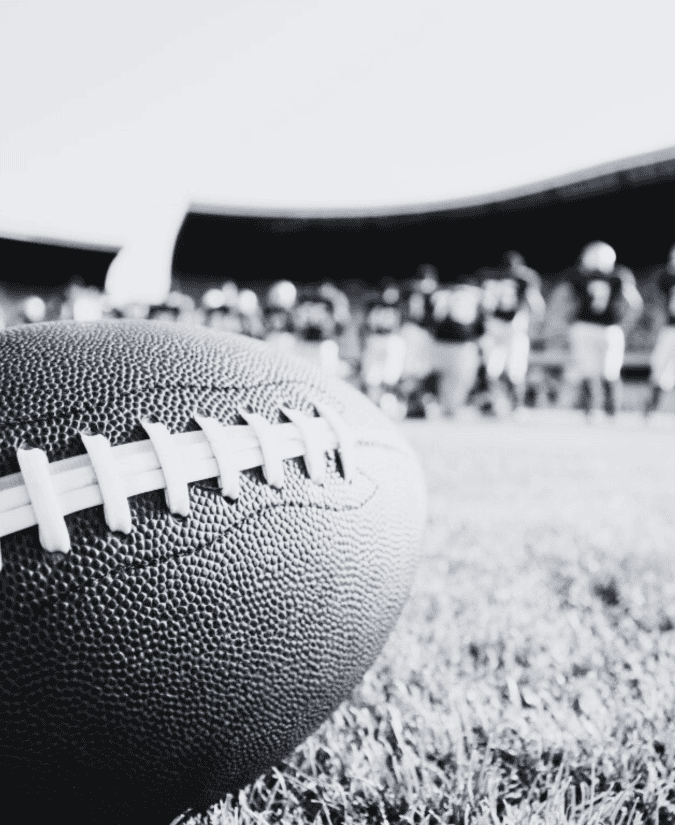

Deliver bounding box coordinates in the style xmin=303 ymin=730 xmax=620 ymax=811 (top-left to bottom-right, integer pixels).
xmin=188 ymin=412 xmax=675 ymax=825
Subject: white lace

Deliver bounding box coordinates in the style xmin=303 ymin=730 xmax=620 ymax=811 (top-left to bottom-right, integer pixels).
xmin=0 ymin=406 xmax=352 ymax=568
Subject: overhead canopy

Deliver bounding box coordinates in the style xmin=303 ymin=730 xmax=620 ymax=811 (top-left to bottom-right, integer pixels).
xmin=1 ymin=0 xmax=674 ymax=300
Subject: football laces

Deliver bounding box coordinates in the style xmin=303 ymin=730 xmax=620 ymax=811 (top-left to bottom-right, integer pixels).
xmin=0 ymin=405 xmax=356 ymax=566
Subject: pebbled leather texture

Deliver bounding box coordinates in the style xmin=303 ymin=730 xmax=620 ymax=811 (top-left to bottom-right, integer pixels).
xmin=0 ymin=320 xmax=425 ymax=824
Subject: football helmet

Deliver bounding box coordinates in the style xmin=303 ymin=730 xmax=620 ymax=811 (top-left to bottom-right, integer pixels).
xmin=220 ymin=281 xmax=240 ymax=310
xmin=579 ymin=241 xmax=616 ymax=275
xmin=413 ymin=264 xmax=439 ymax=296
xmin=20 ymin=295 xmax=47 ymax=324
xmin=292 ymin=293 xmax=337 ymax=341
xmin=201 ymin=288 xmax=226 ymax=311
xmin=318 ymin=282 xmax=351 ymax=334
xmin=266 ymin=280 xmax=297 ymax=312
xmin=263 ymin=280 xmax=297 ymax=335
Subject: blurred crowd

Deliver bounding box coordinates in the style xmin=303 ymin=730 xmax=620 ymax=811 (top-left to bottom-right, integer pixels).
xmin=3 ymin=239 xmax=675 ymax=418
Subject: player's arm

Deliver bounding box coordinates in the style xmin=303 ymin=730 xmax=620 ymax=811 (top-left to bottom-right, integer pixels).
xmin=525 ymin=283 xmax=546 ymax=320
xmin=620 ymin=270 xmax=643 ymax=311
xmin=538 ymin=277 xmax=576 ymax=344
xmin=518 ymin=266 xmax=545 ymax=319
xmin=619 ymin=269 xmax=644 ymax=330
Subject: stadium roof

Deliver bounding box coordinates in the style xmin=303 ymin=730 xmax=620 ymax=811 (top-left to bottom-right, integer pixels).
xmin=205 ymin=145 xmax=675 ymax=224
xmin=1 ymin=1 xmax=675 ymax=300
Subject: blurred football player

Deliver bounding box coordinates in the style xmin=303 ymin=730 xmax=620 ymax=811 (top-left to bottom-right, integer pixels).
xmin=291 ymin=290 xmax=344 ymax=376
xmin=148 ymin=290 xmax=195 ymax=323
xmin=360 ymin=284 xmax=407 ymax=416
xmin=238 ymin=288 xmax=265 ymax=338
xmin=645 ymin=244 xmax=675 ymax=414
xmin=412 ymin=263 xmax=439 ymax=298
xmin=430 ymin=275 xmax=485 ymax=416
xmin=263 ymin=279 xmax=297 ymax=351
xmin=59 ymin=282 xmax=106 ymax=322
xmin=201 ymin=287 xmax=227 ymax=315
xmin=18 ymin=295 xmax=47 ymax=324
xmin=318 ymin=281 xmax=351 ymax=337
xmin=221 ymin=280 xmax=240 ymax=311
xmin=561 ymin=241 xmax=643 ymax=416
xmin=148 ymin=303 xmax=180 ymax=322
xmin=399 ymin=266 xmax=438 ymax=415
xmin=477 ymin=251 xmax=545 ymax=413
xmin=202 ymin=283 xmax=244 ymax=333
xmin=318 ymin=280 xmax=358 ymax=373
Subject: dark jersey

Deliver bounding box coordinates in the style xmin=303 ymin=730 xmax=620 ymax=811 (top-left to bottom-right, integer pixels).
xmin=478 ymin=264 xmax=541 ymax=322
xmin=263 ymin=307 xmax=293 ymax=335
xmin=568 ymin=265 xmax=635 ymax=326
xmin=429 ymin=281 xmax=484 ymax=342
xmin=656 ymin=268 xmax=675 ymax=325
xmin=292 ymin=297 xmax=337 ymax=341
xmin=364 ymin=301 xmax=402 ymax=335
xmin=401 ymin=287 xmax=434 ymax=332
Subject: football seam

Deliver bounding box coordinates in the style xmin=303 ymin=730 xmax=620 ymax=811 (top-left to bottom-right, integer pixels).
xmin=0 ymin=482 xmax=381 ymax=601
xmin=78 ymin=484 xmax=381 ymax=582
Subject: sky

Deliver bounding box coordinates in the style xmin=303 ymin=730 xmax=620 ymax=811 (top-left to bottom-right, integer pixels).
xmin=1 ymin=0 xmax=674 ymax=301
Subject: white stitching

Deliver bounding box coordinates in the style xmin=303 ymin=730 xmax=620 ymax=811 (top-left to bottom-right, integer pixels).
xmin=140 ymin=420 xmax=191 ymax=518
xmin=16 ymin=447 xmax=71 ymax=554
xmin=280 ymin=406 xmax=327 ymax=485
xmin=238 ymin=410 xmax=285 ymax=490
xmin=193 ymin=413 xmax=241 ymax=500
xmin=0 ymin=406 xmax=354 ymax=565
xmin=81 ymin=432 xmax=133 ymax=534
xmin=313 ymin=401 xmax=356 ymax=482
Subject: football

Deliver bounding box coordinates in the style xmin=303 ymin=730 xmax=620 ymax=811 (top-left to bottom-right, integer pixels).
xmin=0 ymin=320 xmax=425 ymax=824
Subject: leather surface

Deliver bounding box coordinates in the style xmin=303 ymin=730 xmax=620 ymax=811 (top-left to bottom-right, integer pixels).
xmin=0 ymin=320 xmax=425 ymax=823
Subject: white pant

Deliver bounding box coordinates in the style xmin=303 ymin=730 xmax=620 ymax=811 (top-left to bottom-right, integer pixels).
xmin=293 ymin=339 xmax=342 ymax=377
xmin=361 ymin=333 xmax=406 ymax=388
xmin=567 ymin=322 xmax=625 ymax=382
xmin=433 ymin=340 xmax=480 ymax=414
xmin=400 ymin=322 xmax=433 ymax=380
xmin=650 ymin=326 xmax=675 ymax=391
xmin=481 ymin=316 xmax=530 ymax=385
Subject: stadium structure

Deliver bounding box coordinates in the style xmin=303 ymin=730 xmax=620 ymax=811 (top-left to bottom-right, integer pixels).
xmin=175 ymin=147 xmax=675 ymax=289
xmin=2 ymin=3 xmax=674 ymax=295
xmin=2 ymin=146 xmax=675 ymax=293
xmin=1 ymin=2 xmax=674 ymax=375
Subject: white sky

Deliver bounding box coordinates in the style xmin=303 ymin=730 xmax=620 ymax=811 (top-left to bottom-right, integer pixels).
xmin=1 ymin=0 xmax=674 ymax=300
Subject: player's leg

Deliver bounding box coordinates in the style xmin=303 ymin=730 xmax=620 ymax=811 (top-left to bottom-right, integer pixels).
xmin=477 ymin=325 xmax=495 ymax=411
xmin=504 ymin=328 xmax=530 ymax=411
xmin=383 ymin=334 xmax=407 ymax=388
xmin=560 ymin=322 xmax=587 ymax=411
xmin=400 ymin=323 xmax=435 ymax=417
xmin=582 ymin=376 xmax=603 ymax=416
xmin=456 ymin=341 xmax=481 ymax=412
xmin=435 ymin=342 xmax=465 ymax=415
xmin=361 ymin=333 xmax=386 ymax=399
xmin=602 ymin=325 xmax=625 ymax=417
xmin=645 ymin=327 xmax=675 ymax=414
xmin=576 ymin=324 xmax=607 ymax=417
xmin=645 ymin=384 xmax=663 ymax=415
xmin=483 ymin=320 xmax=510 ymax=413
xmin=436 ymin=342 xmax=459 ymax=415
xmin=602 ymin=377 xmax=622 ymax=416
